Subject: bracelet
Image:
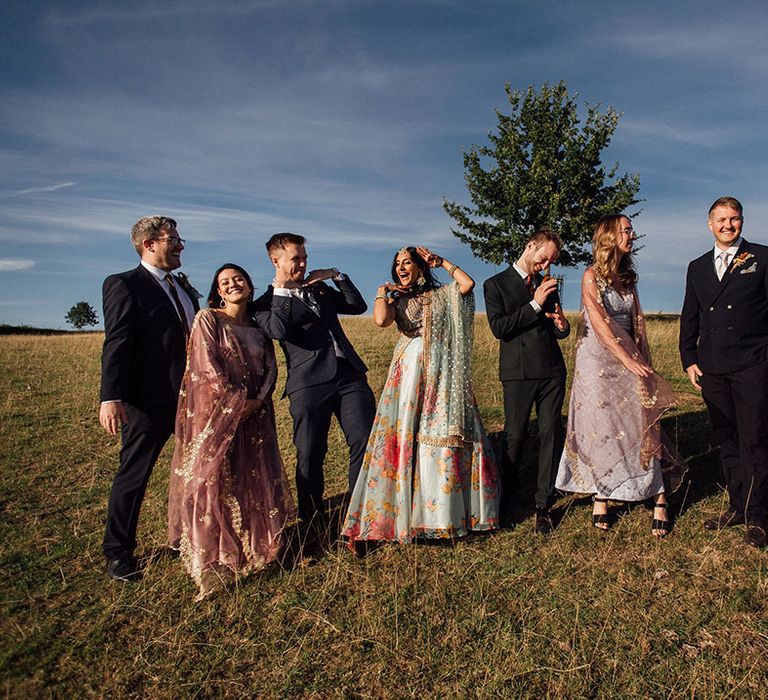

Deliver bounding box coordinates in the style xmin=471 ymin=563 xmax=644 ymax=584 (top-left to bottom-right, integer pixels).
xmin=447 ymin=263 xmax=458 ymax=277
xmin=374 ymin=295 xmax=388 ymax=301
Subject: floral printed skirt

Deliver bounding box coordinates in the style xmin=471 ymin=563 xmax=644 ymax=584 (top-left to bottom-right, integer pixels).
xmin=342 ymin=335 xmax=499 ymax=542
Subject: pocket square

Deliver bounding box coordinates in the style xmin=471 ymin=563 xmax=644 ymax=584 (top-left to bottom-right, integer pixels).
xmin=740 ymin=262 xmax=758 ymax=274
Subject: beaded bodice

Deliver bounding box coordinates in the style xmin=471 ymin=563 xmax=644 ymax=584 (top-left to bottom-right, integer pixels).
xmin=395 ymin=293 xmax=425 ymax=338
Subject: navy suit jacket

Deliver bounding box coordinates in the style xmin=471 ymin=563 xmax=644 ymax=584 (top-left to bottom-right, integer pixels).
xmin=100 ymin=264 xmax=199 ymax=407
xmin=484 ymin=266 xmax=570 ymax=381
xmin=679 ymin=239 xmax=768 ymax=374
xmin=254 ymin=278 xmax=368 ymax=396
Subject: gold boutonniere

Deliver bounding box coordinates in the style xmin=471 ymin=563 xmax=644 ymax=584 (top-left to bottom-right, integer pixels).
xmin=730 ymin=251 xmax=755 ymax=273
xmin=176 ymin=272 xmax=203 ymax=300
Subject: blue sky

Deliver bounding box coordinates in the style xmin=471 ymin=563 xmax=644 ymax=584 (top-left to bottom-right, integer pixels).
xmin=2 ymin=0 xmax=767 ymax=327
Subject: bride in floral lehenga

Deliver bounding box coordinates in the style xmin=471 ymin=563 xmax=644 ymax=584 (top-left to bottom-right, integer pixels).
xmin=342 ymin=246 xmax=499 ymax=547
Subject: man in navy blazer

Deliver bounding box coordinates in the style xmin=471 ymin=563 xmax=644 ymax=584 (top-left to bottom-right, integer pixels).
xmin=484 ymin=229 xmax=570 ymax=534
xmin=255 ymin=233 xmax=375 ymax=531
xmin=680 ymin=196 xmax=768 ymax=548
xmin=99 ymin=216 xmax=199 ymax=580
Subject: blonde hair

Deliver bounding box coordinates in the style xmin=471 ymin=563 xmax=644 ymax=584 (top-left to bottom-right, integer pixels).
xmin=592 ymin=214 xmax=637 ymax=286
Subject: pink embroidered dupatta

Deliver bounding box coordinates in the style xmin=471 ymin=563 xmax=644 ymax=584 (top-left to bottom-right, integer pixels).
xmin=168 ymin=309 xmax=294 ymax=599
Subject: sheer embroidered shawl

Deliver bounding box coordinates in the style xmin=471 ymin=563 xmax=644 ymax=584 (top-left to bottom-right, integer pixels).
xmin=168 ymin=309 xmax=293 ymax=598
xmin=564 ymin=270 xmax=686 ymax=493
xmin=417 ymin=282 xmax=478 ymax=447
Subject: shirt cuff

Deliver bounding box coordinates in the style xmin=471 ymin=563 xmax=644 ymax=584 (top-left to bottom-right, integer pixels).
xmin=272 ymin=287 xmax=291 ymax=297
xmin=529 ymin=299 xmax=542 ymax=313
xmin=101 ymin=399 xmax=121 ymax=404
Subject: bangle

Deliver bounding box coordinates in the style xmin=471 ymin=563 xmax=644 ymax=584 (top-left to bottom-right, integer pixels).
xmin=447 ymin=263 xmax=458 ymax=277
xmin=374 ymin=295 xmax=388 ymax=301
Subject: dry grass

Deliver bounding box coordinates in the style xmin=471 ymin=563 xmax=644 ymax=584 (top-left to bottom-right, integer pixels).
xmin=1 ymin=318 xmax=767 ymax=698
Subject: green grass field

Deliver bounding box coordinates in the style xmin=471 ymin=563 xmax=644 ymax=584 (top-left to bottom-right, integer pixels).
xmin=1 ymin=317 xmax=767 ymax=698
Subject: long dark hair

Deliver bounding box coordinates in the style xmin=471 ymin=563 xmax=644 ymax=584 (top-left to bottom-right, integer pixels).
xmin=207 ymin=263 xmax=256 ymax=308
xmin=390 ymin=247 xmax=440 ymax=296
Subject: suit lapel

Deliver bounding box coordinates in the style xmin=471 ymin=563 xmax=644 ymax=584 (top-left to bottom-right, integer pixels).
xmin=503 ymin=266 xmax=529 ymax=301
xmin=707 ymin=241 xmax=749 ymax=306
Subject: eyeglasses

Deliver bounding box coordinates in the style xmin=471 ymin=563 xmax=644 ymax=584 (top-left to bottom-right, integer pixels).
xmin=154 ymin=236 xmax=186 ymax=246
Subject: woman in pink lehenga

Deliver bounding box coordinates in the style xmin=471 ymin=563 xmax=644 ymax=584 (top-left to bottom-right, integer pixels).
xmin=168 ymin=264 xmax=294 ymax=599
xmin=555 ymin=215 xmax=687 ymax=536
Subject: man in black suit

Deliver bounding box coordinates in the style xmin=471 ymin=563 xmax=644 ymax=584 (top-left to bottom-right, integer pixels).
xmin=99 ymin=216 xmax=199 ymax=580
xmin=256 ymin=233 xmax=376 ymax=530
xmin=680 ymin=196 xmax=768 ymax=548
xmin=484 ymin=229 xmax=570 ymax=534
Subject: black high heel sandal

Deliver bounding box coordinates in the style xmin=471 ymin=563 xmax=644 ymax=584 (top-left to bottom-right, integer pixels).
xmin=592 ymin=496 xmax=611 ymax=530
xmin=652 ymin=503 xmax=671 ymax=537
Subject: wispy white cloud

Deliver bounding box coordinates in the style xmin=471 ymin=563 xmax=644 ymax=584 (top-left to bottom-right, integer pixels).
xmin=0 ymin=259 xmax=35 ymax=271
xmin=0 ymin=182 xmax=76 ymax=199
xmin=620 ymin=119 xmax=742 ymax=148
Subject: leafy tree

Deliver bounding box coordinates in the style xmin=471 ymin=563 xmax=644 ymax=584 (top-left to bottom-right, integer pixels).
xmin=443 ymin=81 xmax=641 ymax=267
xmin=65 ymin=301 xmax=98 ymax=330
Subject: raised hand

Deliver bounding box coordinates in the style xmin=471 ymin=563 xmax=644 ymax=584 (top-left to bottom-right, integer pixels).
xmin=302 ymin=268 xmax=338 ymax=286
xmin=533 ymin=277 xmax=559 ymax=306
xmin=415 ymin=246 xmax=443 ymax=268
xmin=544 ymin=302 xmax=568 ymax=331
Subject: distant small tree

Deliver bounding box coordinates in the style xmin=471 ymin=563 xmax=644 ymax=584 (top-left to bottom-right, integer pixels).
xmin=65 ymin=301 xmax=98 ymax=330
xmin=443 ymin=81 xmax=641 ymax=267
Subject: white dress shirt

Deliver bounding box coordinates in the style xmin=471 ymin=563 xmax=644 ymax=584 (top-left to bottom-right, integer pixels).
xmin=713 ymin=238 xmax=742 ymax=281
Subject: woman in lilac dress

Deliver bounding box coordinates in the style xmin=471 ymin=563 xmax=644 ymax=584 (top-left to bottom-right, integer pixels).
xmin=168 ymin=264 xmax=294 ymax=599
xmin=342 ymin=246 xmax=499 ymax=547
xmin=555 ymin=215 xmax=686 ymax=536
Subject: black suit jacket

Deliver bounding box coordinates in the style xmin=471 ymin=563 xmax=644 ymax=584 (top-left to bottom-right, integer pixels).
xmin=484 ymin=267 xmax=570 ymax=380
xmin=100 ymin=265 xmax=199 ymax=407
xmin=679 ymin=239 xmax=768 ymax=374
xmin=254 ymin=278 xmax=368 ymax=395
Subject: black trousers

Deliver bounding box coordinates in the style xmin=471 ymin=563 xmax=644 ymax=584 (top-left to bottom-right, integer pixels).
xmin=102 ymin=403 xmax=176 ymax=560
xmin=288 ymin=360 xmax=376 ymax=522
xmin=701 ymin=360 xmax=768 ymax=522
xmin=502 ymin=375 xmax=566 ymax=510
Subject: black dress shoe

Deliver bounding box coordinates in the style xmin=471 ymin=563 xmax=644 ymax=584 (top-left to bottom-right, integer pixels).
xmin=744 ymin=524 xmax=767 ymax=548
xmin=106 ymin=558 xmax=141 ymax=582
xmin=534 ymin=508 xmax=554 ymax=535
xmin=703 ymin=511 xmax=745 ymax=531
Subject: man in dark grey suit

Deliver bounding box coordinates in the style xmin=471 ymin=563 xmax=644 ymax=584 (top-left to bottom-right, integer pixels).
xmin=256 ymin=233 xmax=376 ymax=531
xmin=680 ymin=196 xmax=768 ymax=548
xmin=99 ymin=216 xmax=199 ymax=581
xmin=484 ymin=229 xmax=570 ymax=534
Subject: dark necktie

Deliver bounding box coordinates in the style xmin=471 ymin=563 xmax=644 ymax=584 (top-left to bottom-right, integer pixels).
xmin=524 ymin=275 xmax=534 ymax=298
xmin=299 ymin=286 xmax=319 ymax=314
xmin=165 ymin=274 xmax=190 ymax=335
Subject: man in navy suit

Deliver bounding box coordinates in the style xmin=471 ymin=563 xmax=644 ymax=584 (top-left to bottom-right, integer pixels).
xmin=99 ymin=216 xmax=199 ymax=580
xmin=680 ymin=197 xmax=768 ymax=548
xmin=256 ymin=233 xmax=375 ymax=531
xmin=484 ymin=229 xmax=570 ymax=534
